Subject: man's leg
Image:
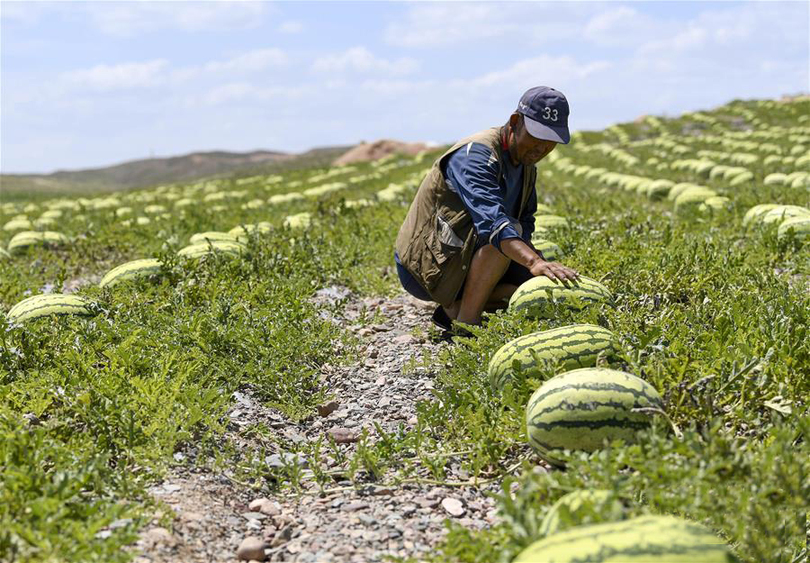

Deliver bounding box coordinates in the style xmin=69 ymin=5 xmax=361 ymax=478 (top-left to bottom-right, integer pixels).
xmin=454 ymin=244 xmax=516 ymax=326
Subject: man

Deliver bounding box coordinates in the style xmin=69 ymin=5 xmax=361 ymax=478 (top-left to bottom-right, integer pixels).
xmin=394 ymin=86 xmax=580 ymax=337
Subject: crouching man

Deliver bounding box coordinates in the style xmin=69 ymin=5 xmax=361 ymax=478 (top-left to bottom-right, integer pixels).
xmin=394 ymin=86 xmax=580 ymax=338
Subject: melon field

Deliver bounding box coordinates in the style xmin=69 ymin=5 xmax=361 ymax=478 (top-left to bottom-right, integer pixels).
xmin=1 ymin=97 xmax=808 ymax=563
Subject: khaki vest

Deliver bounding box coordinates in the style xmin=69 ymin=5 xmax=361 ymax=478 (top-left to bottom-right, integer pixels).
xmin=395 ymin=127 xmax=537 ymax=307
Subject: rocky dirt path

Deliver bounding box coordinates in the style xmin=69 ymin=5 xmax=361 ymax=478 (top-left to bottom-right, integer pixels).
xmin=133 ymin=290 xmax=504 ymax=563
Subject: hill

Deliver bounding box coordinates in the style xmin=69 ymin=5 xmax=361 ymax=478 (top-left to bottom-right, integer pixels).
xmin=0 ymin=146 xmax=353 ymax=196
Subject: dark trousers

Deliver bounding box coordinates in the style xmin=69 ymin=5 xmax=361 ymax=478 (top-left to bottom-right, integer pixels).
xmin=394 ymin=251 xmax=532 ymax=303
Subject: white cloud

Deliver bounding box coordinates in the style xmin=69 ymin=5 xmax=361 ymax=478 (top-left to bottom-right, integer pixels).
xmin=582 ymin=6 xmax=666 ymax=47
xmin=203 ymin=49 xmax=288 ymax=73
xmin=637 ymin=2 xmax=807 ymax=58
xmin=311 ymin=47 xmax=419 ymax=75
xmin=278 ymin=20 xmax=303 ymax=34
xmin=465 ymin=55 xmax=613 ymax=92
xmin=384 ymin=2 xmax=593 ymax=48
xmin=61 ymin=59 xmax=169 ymax=91
xmin=194 ymin=82 xmax=307 ymax=107
xmin=0 ymin=2 xmax=49 ymax=24
xmin=88 ymin=2 xmax=268 ymax=37
xmin=200 ymin=82 xmax=260 ymax=105
xmin=58 ymin=49 xmax=290 ymax=94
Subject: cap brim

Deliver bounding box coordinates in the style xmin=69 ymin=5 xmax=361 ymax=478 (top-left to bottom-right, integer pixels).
xmin=524 ymin=115 xmax=570 ymax=144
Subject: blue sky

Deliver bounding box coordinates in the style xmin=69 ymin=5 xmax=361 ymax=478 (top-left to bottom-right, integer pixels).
xmin=1 ymin=1 xmax=808 ymax=174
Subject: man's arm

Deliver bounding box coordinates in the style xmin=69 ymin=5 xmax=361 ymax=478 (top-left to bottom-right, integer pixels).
xmin=501 ymin=238 xmax=579 ymax=282
xmin=444 ymin=143 xmax=524 ymax=253
xmin=445 ymin=143 xmax=578 ymax=282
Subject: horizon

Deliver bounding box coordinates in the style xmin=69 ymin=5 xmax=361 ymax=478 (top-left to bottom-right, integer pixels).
xmin=2 ymin=1 xmax=808 ymax=175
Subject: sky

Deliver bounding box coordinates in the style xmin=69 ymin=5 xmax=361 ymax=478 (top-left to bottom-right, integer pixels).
xmin=1 ymin=1 xmax=808 ymax=175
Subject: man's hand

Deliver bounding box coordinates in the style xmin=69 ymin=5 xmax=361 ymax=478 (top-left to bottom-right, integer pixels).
xmin=528 ymin=256 xmax=580 ymax=283
xmin=500 ymin=237 xmax=580 ymax=283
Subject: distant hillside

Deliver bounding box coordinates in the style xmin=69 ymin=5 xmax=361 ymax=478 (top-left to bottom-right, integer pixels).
xmin=333 ymin=139 xmax=429 ymax=166
xmin=0 ymin=146 xmax=353 ymax=196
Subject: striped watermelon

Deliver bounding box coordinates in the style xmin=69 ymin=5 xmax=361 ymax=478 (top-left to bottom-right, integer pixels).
xmin=698 ymin=196 xmax=730 ymax=212
xmin=177 ymin=240 xmax=246 ymax=259
xmin=488 ymin=325 xmax=617 ymax=389
xmin=742 ymin=203 xmax=780 ymax=226
xmin=514 ymin=515 xmax=738 ymax=562
xmin=667 ymin=183 xmax=701 ymax=201
xmin=3 ymin=218 xmax=33 ymax=232
xmin=509 ymin=276 xmax=613 ymax=317
xmin=8 ymin=231 xmax=70 ymax=254
xmin=34 ymin=217 xmax=57 ymax=228
xmin=646 ymin=179 xmax=674 ymax=200
xmin=530 ymin=237 xmax=564 ymax=261
xmin=535 ymin=215 xmax=569 ymax=229
xmin=284 ymin=212 xmax=312 ymax=229
xmin=7 ymin=294 xmax=95 ymax=323
xmin=189 ymin=231 xmax=242 ymax=245
xmin=777 ymin=216 xmax=810 ymax=242
xmin=674 ymin=188 xmax=717 ymax=211
xmin=759 ymin=205 xmax=810 ymax=225
xmin=539 ymin=489 xmax=625 ymax=537
xmin=99 ymin=259 xmax=163 ymax=288
xmin=228 ymin=222 xmax=272 ymax=237
xmin=526 ymin=368 xmax=662 ymax=465
xmin=1 ymin=247 xmax=10 ymax=260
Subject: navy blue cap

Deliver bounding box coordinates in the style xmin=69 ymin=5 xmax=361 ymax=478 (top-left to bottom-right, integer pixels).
xmin=516 ymin=86 xmax=570 ymax=144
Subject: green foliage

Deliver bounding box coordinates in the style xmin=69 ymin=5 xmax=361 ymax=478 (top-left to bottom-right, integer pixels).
xmin=1 ymin=98 xmax=808 ymax=562
xmin=0 ymin=155 xmax=429 ymax=561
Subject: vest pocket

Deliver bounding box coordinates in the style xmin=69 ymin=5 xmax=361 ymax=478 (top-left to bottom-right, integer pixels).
xmin=422 ymin=214 xmax=467 ymax=291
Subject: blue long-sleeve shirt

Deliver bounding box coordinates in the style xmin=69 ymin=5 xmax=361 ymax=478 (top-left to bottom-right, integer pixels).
xmin=441 ymin=142 xmax=536 ymax=253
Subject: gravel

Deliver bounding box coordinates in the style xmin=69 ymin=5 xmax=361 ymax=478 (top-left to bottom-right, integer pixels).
xmin=132 ymin=289 xmax=503 ymax=563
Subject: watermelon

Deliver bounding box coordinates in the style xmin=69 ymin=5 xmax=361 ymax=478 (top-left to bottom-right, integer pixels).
xmin=344 ymin=198 xmax=373 ymax=209
xmin=99 ymin=259 xmax=163 ymax=288
xmin=525 ymin=368 xmax=662 ymax=465
xmin=284 ymin=212 xmax=312 ymax=229
xmin=535 ymin=215 xmax=569 ymax=229
xmin=759 ymin=205 xmax=810 ymax=225
xmin=177 ymin=240 xmax=246 ymax=259
xmin=646 ymin=179 xmax=674 ymax=200
xmin=530 ymin=238 xmax=564 ymax=261
xmin=728 ymin=171 xmax=754 ymax=186
xmin=514 ymin=515 xmax=738 ymax=562
xmin=509 ymin=276 xmax=613 ymax=317
xmin=40 ymin=209 xmax=63 ymax=220
xmin=228 ymin=222 xmax=272 ymax=237
xmin=777 ymin=216 xmax=810 ymax=242
xmin=1 ymin=247 xmax=10 ymax=260
xmin=763 ymin=172 xmax=787 ymax=186
xmin=674 ymin=188 xmax=717 ymax=211
xmin=268 ymin=192 xmax=305 ymax=205
xmin=742 ymin=204 xmax=780 ymax=226
xmin=667 ymin=183 xmax=701 ymax=201
xmin=189 ymin=231 xmax=242 ymax=245
xmin=8 ymin=231 xmax=70 ymax=254
xmin=488 ymin=325 xmax=617 ymax=389
xmin=3 ymin=218 xmax=33 ymax=232
xmin=539 ymin=489 xmax=625 ymax=537
xmin=7 ymin=294 xmax=95 ymax=323
xmin=698 ymin=196 xmax=730 ymax=212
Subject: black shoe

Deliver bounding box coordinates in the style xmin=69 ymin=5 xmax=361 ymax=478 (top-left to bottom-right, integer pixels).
xmin=431 ymin=305 xmax=453 ymax=332
xmin=432 ymin=324 xmax=477 ymax=344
